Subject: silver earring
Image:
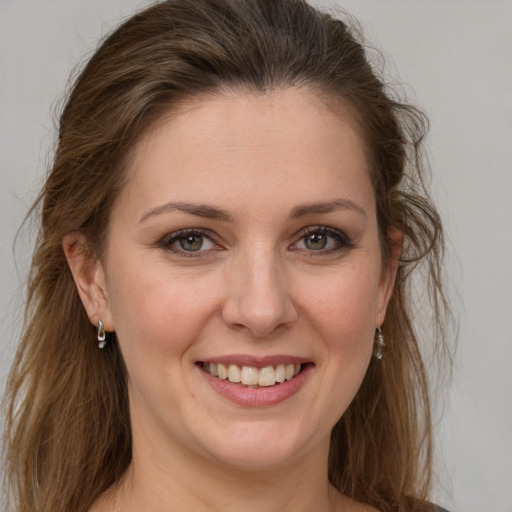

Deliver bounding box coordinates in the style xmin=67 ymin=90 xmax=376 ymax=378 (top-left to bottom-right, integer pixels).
xmin=97 ymin=320 xmax=106 ymax=349
xmin=375 ymin=327 xmax=385 ymax=360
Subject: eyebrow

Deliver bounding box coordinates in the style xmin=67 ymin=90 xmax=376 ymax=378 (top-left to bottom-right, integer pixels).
xmin=289 ymin=199 xmax=367 ymax=221
xmin=139 ymin=198 xmax=367 ymax=223
xmin=139 ymin=202 xmax=233 ymax=223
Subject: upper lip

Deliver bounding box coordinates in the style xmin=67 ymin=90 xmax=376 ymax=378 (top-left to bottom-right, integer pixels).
xmin=198 ymin=354 xmax=311 ymax=367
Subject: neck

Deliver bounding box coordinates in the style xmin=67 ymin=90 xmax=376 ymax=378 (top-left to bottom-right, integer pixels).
xmin=100 ymin=431 xmax=344 ymax=512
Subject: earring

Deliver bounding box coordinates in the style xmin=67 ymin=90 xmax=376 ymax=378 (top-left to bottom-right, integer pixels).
xmin=97 ymin=320 xmax=106 ymax=349
xmin=375 ymin=327 xmax=385 ymax=360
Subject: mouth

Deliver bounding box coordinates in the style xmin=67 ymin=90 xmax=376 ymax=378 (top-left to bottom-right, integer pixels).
xmin=196 ymin=358 xmax=313 ymax=406
xmin=199 ymin=361 xmax=307 ymax=388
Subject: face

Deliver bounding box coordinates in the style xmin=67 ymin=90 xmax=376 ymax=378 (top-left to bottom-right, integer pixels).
xmin=82 ymin=88 xmax=396 ymax=471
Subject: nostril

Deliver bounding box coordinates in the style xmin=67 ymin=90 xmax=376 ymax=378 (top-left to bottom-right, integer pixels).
xmin=221 ymin=296 xmax=298 ymax=339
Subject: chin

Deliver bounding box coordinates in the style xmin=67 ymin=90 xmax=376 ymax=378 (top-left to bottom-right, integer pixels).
xmin=197 ymin=420 xmax=320 ymax=470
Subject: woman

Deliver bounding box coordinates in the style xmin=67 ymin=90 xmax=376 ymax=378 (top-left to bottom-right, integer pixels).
xmin=3 ymin=0 xmax=451 ymax=511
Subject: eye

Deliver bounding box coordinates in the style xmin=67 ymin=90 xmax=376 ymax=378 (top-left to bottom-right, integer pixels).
xmin=291 ymin=227 xmax=352 ymax=253
xmin=161 ymin=229 xmax=218 ymax=255
xmin=178 ymin=233 xmax=206 ymax=251
xmin=303 ymin=232 xmax=330 ymax=250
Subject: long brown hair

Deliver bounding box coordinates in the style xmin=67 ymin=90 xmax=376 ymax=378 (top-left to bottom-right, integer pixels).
xmin=3 ymin=1 xmax=451 ymax=511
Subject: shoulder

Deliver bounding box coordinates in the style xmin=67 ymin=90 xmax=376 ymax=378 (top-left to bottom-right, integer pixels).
xmin=343 ymin=501 xmax=451 ymax=512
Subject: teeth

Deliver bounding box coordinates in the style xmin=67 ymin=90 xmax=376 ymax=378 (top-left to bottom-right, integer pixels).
xmin=204 ymin=362 xmax=302 ymax=386
xmin=217 ymin=363 xmax=228 ymax=380
xmin=275 ymin=364 xmax=286 ymax=383
xmin=241 ymin=366 xmax=259 ymax=385
xmin=258 ymin=366 xmax=275 ymax=387
xmin=228 ymin=364 xmax=241 ymax=383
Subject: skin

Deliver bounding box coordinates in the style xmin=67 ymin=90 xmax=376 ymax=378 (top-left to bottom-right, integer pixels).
xmin=65 ymin=87 xmax=399 ymax=512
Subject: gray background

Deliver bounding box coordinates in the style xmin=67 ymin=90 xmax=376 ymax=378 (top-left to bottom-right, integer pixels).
xmin=1 ymin=1 xmax=511 ymax=511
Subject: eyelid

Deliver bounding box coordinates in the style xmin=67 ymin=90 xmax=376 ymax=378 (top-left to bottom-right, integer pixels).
xmin=159 ymin=228 xmax=222 ymax=256
xmin=158 ymin=225 xmax=353 ymax=257
xmin=290 ymin=225 xmax=353 ymax=253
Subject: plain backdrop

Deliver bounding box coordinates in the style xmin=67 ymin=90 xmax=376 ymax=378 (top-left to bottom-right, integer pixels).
xmin=1 ymin=1 xmax=511 ymax=511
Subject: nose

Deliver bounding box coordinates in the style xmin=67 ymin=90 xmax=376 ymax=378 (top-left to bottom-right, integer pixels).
xmin=221 ymin=250 xmax=298 ymax=338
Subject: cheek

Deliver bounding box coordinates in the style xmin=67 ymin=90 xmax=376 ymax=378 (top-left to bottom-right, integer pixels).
xmin=104 ymin=260 xmax=221 ymax=420
xmin=105 ymin=257 xmax=217 ymax=359
xmin=305 ymin=264 xmax=381 ymax=345
xmin=286 ymin=269 xmax=380 ymax=433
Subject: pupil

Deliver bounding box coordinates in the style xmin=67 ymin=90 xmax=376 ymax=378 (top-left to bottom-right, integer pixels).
xmin=179 ymin=234 xmax=203 ymax=251
xmin=306 ymin=233 xmax=327 ymax=250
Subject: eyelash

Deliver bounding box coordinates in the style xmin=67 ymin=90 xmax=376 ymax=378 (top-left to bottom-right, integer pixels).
xmin=291 ymin=226 xmax=353 ymax=255
xmin=159 ymin=228 xmax=220 ymax=258
xmin=158 ymin=226 xmax=353 ymax=258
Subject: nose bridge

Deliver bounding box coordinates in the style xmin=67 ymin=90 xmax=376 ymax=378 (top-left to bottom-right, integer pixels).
xmin=222 ymin=243 xmax=296 ymax=337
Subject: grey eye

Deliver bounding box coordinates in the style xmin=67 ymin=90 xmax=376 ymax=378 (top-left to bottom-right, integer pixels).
xmin=179 ymin=234 xmax=204 ymax=251
xmin=303 ymin=232 xmax=328 ymax=250
xmin=292 ymin=227 xmax=351 ymax=253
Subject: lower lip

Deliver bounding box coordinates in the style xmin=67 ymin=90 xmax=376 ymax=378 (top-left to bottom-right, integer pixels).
xmin=198 ymin=364 xmax=313 ymax=407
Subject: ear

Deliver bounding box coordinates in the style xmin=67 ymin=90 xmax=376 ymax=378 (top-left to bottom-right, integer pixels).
xmin=375 ymin=228 xmax=403 ymax=327
xmin=63 ymin=232 xmax=115 ymax=332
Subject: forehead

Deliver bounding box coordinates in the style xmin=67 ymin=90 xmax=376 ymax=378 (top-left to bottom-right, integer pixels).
xmin=119 ymin=87 xmax=374 ymax=220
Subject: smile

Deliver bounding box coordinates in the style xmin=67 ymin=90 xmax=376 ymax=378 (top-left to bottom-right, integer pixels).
xmin=202 ymin=362 xmax=302 ymax=387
